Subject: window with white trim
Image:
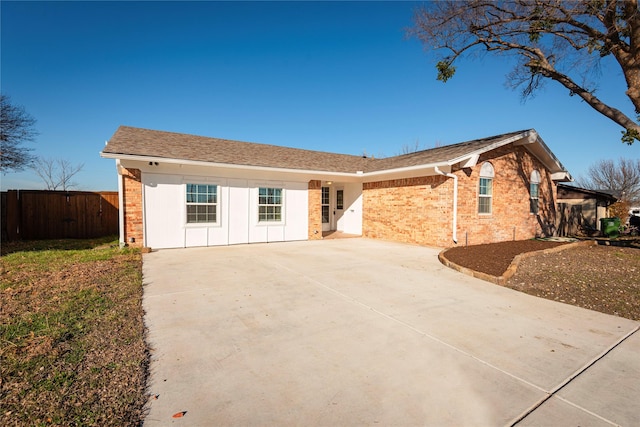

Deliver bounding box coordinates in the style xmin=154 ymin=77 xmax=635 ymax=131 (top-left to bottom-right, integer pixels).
xmin=321 ymin=187 xmax=330 ymax=224
xmin=478 ymin=162 xmax=494 ymax=214
xmin=258 ymin=187 xmax=283 ymax=222
xmin=530 ymin=170 xmax=541 ymax=214
xmin=186 ymin=184 xmax=217 ymax=223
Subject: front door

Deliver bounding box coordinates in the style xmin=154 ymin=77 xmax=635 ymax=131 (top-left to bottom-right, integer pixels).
xmin=321 ymin=186 xmax=331 ymax=232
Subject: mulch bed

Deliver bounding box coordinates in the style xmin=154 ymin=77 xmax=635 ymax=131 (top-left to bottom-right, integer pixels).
xmin=442 ymin=240 xmax=569 ymax=276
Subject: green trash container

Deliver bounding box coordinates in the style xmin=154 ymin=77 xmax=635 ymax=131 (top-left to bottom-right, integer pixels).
xmin=600 ymin=217 xmax=621 ymax=238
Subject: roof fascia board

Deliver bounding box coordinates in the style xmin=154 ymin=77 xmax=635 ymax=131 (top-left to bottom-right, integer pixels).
xmin=363 ymin=162 xmax=452 ymax=178
xmin=102 ymin=151 xmax=454 ymax=180
xmin=101 ymin=152 xmax=358 ymax=179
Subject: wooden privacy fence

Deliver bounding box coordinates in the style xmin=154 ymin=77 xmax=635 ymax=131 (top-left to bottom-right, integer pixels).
xmin=2 ymin=190 xmax=119 ymax=241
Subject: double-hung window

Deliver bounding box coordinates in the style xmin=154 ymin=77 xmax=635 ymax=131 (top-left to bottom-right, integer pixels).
xmin=530 ymin=170 xmax=541 ymax=214
xmin=478 ymin=162 xmax=494 ymax=214
xmin=258 ymin=187 xmax=283 ymax=222
xmin=186 ymin=184 xmax=217 ymax=223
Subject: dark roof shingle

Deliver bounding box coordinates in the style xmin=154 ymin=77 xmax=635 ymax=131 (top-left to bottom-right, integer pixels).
xmin=102 ymin=126 xmax=532 ymax=173
xmin=103 ymin=126 xmax=371 ymax=173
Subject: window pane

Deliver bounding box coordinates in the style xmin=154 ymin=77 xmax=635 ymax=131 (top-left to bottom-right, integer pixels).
xmin=530 ymin=183 xmax=539 ymax=198
xmin=479 ymin=178 xmax=492 ymax=196
xmin=187 ymin=205 xmax=197 ymax=223
xmin=530 ymin=198 xmax=539 ymax=214
xmin=322 ymin=187 xmax=329 ymax=205
xmin=322 ymin=206 xmax=329 ymax=223
xmin=478 ymin=197 xmax=491 ymax=214
xmin=337 ymin=190 xmax=344 ymax=209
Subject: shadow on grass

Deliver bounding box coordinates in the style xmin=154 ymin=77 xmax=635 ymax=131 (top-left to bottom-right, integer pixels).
xmin=1 ymin=235 xmax=119 ymax=256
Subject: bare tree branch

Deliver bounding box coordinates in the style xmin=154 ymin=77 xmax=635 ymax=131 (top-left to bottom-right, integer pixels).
xmin=0 ymin=94 xmax=38 ymax=172
xmin=576 ymin=157 xmax=640 ymax=204
xmin=31 ymin=157 xmax=84 ymax=191
xmin=408 ymin=0 xmax=640 ymax=144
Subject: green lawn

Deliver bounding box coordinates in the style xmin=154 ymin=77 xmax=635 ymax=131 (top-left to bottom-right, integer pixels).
xmin=1 ymin=237 xmax=148 ymax=426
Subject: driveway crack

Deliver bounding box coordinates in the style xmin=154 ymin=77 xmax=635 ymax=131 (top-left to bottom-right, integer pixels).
xmin=510 ymin=324 xmax=640 ymax=427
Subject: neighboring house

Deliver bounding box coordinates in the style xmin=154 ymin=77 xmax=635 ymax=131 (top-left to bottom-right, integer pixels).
xmin=556 ymin=184 xmax=618 ymax=236
xmin=100 ymin=126 xmax=572 ymax=249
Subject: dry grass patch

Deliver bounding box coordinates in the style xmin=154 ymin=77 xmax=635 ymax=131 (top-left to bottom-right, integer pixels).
xmin=1 ymin=237 xmax=148 ymax=426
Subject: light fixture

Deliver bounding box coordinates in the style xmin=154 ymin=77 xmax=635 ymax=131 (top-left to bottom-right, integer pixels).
xmin=327 ymin=181 xmax=333 ymax=185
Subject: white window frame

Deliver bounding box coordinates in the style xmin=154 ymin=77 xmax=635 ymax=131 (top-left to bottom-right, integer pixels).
xmin=258 ymin=187 xmax=284 ymax=223
xmin=530 ymin=170 xmax=541 ymax=214
xmin=321 ymin=186 xmax=330 ymax=224
xmin=185 ymin=183 xmax=219 ymax=225
xmin=478 ymin=162 xmax=494 ymax=215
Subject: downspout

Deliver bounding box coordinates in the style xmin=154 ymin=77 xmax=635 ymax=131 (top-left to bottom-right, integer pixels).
xmin=434 ymin=166 xmax=458 ymax=244
xmin=116 ymin=159 xmax=126 ymax=248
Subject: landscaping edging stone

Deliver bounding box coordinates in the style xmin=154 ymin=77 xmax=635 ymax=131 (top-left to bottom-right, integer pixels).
xmin=438 ymin=240 xmax=597 ymax=285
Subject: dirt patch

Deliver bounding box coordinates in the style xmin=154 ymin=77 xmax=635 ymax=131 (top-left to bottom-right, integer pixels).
xmin=441 ymin=239 xmax=640 ymax=321
xmin=506 ymin=244 xmax=640 ymax=321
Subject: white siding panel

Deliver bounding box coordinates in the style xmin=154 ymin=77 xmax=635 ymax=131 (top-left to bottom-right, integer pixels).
xmin=228 ymin=180 xmax=249 ymax=244
xmin=267 ymin=226 xmax=285 ymax=242
xmin=144 ymin=173 xmax=185 ymax=249
xmin=284 ymin=182 xmax=309 ymax=241
xmin=185 ymin=228 xmax=208 ymax=247
xmin=142 ymin=172 xmax=311 ymax=249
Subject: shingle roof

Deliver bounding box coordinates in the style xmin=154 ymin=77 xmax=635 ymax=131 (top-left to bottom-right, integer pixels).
xmin=103 ymin=126 xmax=371 ymax=173
xmin=102 ymin=126 xmax=536 ymax=174
xmin=367 ymin=131 xmax=526 ymax=171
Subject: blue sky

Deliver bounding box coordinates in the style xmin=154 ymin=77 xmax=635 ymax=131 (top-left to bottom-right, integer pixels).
xmin=2 ymin=1 xmax=638 ymax=191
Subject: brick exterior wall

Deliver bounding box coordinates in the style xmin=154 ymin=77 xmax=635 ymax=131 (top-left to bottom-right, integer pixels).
xmin=122 ymin=168 xmax=143 ymax=247
xmin=363 ymin=145 xmax=558 ymax=247
xmin=308 ymin=180 xmax=322 ymax=240
xmin=363 ymin=176 xmax=451 ymax=246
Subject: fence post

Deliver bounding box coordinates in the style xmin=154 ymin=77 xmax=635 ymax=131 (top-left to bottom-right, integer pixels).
xmin=6 ymin=190 xmax=20 ymax=240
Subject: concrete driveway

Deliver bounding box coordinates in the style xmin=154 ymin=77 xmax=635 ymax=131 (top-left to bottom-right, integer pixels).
xmin=142 ymin=238 xmax=639 ymax=426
